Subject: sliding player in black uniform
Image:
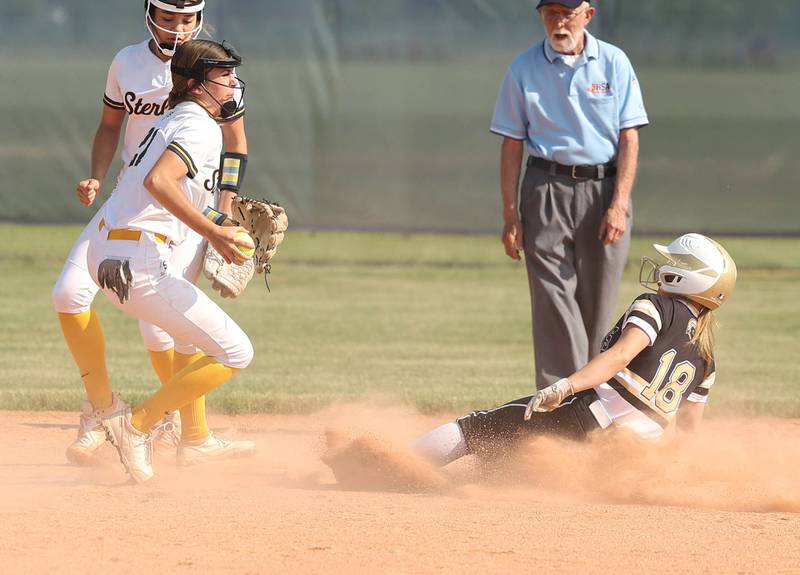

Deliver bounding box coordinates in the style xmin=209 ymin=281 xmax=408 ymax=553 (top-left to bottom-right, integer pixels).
xmin=414 ymin=233 xmax=737 ymax=465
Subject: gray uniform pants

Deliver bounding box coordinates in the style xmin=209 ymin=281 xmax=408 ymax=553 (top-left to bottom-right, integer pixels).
xmin=519 ymin=164 xmax=631 ymax=390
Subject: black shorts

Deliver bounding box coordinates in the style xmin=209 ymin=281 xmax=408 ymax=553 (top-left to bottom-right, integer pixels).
xmin=456 ymin=390 xmax=602 ymax=459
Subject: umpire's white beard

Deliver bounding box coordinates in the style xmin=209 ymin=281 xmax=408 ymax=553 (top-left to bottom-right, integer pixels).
xmin=549 ymin=30 xmax=580 ymax=54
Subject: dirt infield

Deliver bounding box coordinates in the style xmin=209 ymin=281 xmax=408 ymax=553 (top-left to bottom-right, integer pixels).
xmin=2 ymin=406 xmax=799 ymax=574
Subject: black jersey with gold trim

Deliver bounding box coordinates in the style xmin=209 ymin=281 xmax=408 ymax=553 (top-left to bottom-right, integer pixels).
xmin=594 ymin=293 xmax=716 ymax=438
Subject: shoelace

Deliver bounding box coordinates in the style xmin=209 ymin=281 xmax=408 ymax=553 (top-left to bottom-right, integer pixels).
xmin=151 ymin=421 xmax=180 ymax=445
xmin=131 ymin=429 xmax=154 ymax=466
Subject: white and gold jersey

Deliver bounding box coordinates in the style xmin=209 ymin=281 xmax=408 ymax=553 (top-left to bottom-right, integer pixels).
xmin=102 ymin=39 xmax=245 ymax=168
xmin=102 ymin=101 xmax=222 ymax=244
xmin=594 ymin=294 xmax=716 ymax=439
xmin=103 ymin=40 xmax=173 ymax=167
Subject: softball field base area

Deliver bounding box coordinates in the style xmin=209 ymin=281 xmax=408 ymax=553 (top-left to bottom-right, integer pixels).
xmin=2 ymin=407 xmax=799 ymax=574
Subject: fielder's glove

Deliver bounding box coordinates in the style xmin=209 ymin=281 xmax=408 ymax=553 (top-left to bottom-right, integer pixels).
xmin=231 ymin=196 xmax=287 ymax=272
xmin=523 ymin=378 xmax=574 ymax=420
xmin=203 ymin=244 xmax=255 ymax=298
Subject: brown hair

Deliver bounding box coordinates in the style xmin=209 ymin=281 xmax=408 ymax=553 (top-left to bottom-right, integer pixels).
xmin=167 ymin=39 xmax=230 ymax=109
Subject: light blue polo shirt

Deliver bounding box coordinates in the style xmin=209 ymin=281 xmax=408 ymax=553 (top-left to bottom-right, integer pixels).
xmin=491 ymin=31 xmax=648 ymax=166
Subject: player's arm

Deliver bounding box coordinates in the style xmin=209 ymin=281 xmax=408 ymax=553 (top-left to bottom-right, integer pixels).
xmin=599 ymin=127 xmax=639 ymax=245
xmin=500 ymin=136 xmax=524 ymax=261
xmin=218 ymin=117 xmax=248 ymax=216
xmin=525 ymin=325 xmax=650 ymax=418
xmin=568 ymin=325 xmax=650 ymax=394
xmin=144 ymin=149 xmax=250 ymax=265
xmin=77 ymin=106 xmax=126 ymax=206
xmin=676 ymin=401 xmax=706 ymax=432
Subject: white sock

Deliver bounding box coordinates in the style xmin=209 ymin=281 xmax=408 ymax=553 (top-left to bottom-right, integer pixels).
xmin=412 ymin=421 xmax=468 ymax=466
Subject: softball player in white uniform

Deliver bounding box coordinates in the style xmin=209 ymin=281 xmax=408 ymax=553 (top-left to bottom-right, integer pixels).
xmin=53 ymin=0 xmax=251 ymax=465
xmin=86 ymin=39 xmax=254 ymax=482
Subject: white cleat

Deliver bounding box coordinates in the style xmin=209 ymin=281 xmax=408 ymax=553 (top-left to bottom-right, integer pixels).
xmin=177 ymin=432 xmax=256 ymax=466
xmin=98 ymin=394 xmax=154 ymax=483
xmin=151 ymin=411 xmax=181 ymax=451
xmin=65 ymin=401 xmax=107 ymax=465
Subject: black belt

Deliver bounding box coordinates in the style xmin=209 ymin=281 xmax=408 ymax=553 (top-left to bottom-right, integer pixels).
xmin=527 ymin=156 xmax=617 ymax=180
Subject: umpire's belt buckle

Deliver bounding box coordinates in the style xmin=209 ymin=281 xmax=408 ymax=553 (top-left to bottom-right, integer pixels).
xmin=571 ymin=165 xmax=590 ymax=180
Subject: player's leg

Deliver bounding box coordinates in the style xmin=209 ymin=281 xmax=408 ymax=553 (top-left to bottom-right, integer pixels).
xmin=53 ymin=209 xmax=111 ymax=463
xmin=53 ymin=209 xmax=111 ymax=408
xmin=136 ymin=233 xmax=206 ymax=448
xmin=137 ymin=321 xmax=183 ymax=448
xmin=88 ymin=235 xmax=253 ymax=480
xmin=414 ymin=392 xmax=601 ymax=467
xmin=172 ymin=349 xmax=206 ymax=440
xmin=166 ymin=232 xmax=255 ymax=463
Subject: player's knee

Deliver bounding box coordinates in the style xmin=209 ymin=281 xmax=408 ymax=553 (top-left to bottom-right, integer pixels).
xmin=52 ymin=263 xmax=97 ymax=314
xmin=228 ymin=336 xmax=254 ymax=370
xmin=52 ymin=277 xmax=88 ymax=314
xmin=174 ymin=342 xmax=198 ymax=356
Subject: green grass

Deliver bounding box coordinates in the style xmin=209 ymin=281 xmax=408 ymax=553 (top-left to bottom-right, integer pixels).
xmin=0 ymin=224 xmax=798 ymax=417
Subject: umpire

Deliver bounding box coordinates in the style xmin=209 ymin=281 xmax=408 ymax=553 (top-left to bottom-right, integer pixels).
xmin=492 ymin=0 xmax=648 ymax=390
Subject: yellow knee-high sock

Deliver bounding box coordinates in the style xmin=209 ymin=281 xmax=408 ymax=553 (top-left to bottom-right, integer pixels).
xmin=148 ymin=349 xmax=175 ymax=386
xmin=58 ymin=310 xmax=112 ymax=409
xmin=173 ymin=351 xmax=209 ymax=442
xmin=131 ymin=356 xmax=237 ymax=433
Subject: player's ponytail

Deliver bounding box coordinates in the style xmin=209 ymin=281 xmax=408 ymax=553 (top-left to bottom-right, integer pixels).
xmin=691 ymin=308 xmax=717 ymax=375
xmin=168 ymin=40 xmax=230 ymax=109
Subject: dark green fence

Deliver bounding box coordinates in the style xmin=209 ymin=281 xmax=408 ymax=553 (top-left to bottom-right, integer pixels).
xmin=2 ymin=0 xmax=798 ymax=234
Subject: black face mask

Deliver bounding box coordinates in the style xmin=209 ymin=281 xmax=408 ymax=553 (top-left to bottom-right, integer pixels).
xmin=200 ymin=76 xmax=246 ymax=119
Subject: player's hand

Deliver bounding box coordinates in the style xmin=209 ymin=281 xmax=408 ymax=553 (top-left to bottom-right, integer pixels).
xmin=598 ymin=204 xmax=628 ymax=245
xmin=208 ymin=225 xmax=251 ymax=266
xmin=502 ymin=217 xmax=524 ymax=261
xmin=523 ymin=378 xmax=574 ymax=420
xmin=76 ymin=178 xmax=100 ymax=206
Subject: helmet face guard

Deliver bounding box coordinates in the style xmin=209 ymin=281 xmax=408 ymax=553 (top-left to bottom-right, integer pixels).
xmin=171 ymin=41 xmax=245 ymax=120
xmin=638 ymin=256 xmax=660 ymax=292
xmin=145 ymin=0 xmax=205 ymax=58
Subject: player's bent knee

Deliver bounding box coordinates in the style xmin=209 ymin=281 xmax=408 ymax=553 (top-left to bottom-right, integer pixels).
xmin=52 ymin=277 xmax=93 ymax=314
xmin=226 ymin=336 xmax=254 ymax=370
xmin=174 ymin=342 xmax=199 ymax=356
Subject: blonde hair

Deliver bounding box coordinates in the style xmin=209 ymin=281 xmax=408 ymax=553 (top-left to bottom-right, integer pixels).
xmin=691 ymin=308 xmax=717 ymax=375
xmin=167 ymin=39 xmax=230 ymax=109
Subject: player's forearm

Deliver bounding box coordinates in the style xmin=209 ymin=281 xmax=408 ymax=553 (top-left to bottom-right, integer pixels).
xmin=567 ymin=346 xmax=632 ymax=394
xmin=219 ymin=119 xmax=248 ymax=216
xmin=500 ymin=138 xmax=524 ymax=222
xmin=90 ymin=124 xmax=122 ymax=185
xmin=567 ymin=327 xmax=650 ymax=394
xmin=221 ymin=118 xmax=248 ymax=155
xmin=217 ymin=190 xmax=236 ymax=215
xmin=611 ymin=128 xmax=639 ymax=212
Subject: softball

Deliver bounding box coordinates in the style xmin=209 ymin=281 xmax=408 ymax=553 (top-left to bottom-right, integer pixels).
xmin=235 ymin=230 xmax=255 ymax=258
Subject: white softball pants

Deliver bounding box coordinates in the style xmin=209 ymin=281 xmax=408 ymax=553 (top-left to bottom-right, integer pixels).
xmin=85 ymin=232 xmax=253 ymax=370
xmin=52 ymin=207 xmax=206 ymax=354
